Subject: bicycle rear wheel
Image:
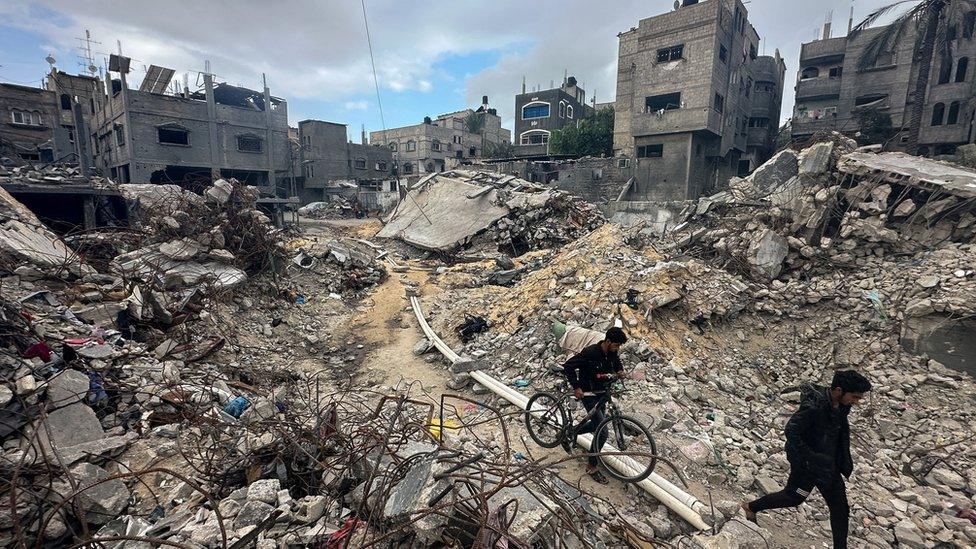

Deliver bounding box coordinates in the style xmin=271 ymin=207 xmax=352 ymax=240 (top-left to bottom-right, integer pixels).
xmin=524 ymin=392 xmax=568 ymax=449
xmin=591 ymin=414 xmax=657 ymax=483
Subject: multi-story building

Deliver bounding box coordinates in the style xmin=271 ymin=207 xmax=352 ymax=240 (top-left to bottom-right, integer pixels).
xmin=0 ymin=82 xmax=71 ymax=163
xmin=613 ymin=0 xmax=785 ymax=201
xmin=514 ymin=76 xmax=594 ymax=157
xmin=45 ymin=69 xmax=103 ymax=165
xmin=297 ymin=120 xmax=393 ymax=203
xmin=370 ymin=98 xmax=511 ymax=175
xmin=792 ymin=14 xmax=976 ymax=156
xmin=92 ymin=56 xmax=290 ymax=192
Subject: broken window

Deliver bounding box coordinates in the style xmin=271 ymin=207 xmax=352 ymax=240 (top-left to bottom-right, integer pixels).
xmin=237 ymin=135 xmax=263 ymax=153
xmin=522 ymin=102 xmax=550 ymax=119
xmin=800 ymin=67 xmax=819 ymax=80
xmin=60 ymin=94 xmax=71 ymax=110
xmin=403 ymin=163 xmax=413 ymax=174
xmin=749 ymin=117 xmax=770 ymax=128
xmin=956 ymin=57 xmax=969 ymax=82
xmin=829 ymin=66 xmax=843 ymax=78
xmin=657 ymin=44 xmax=684 ymax=63
xmin=115 ymin=124 xmax=125 ymax=146
xmin=157 ymin=125 xmax=188 ymax=146
xmin=406 ymin=140 xmax=416 ymax=152
xmin=714 ymin=93 xmax=724 ymax=113
xmin=376 ymin=161 xmax=388 ymax=172
xmin=755 ymin=81 xmax=776 ymax=93
xmin=636 ymin=144 xmax=663 ymax=158
xmin=932 ymin=102 xmax=946 ymax=126
xmin=469 ymin=146 xmax=476 ymax=156
xmin=431 ymin=139 xmax=441 ymax=151
xmin=939 ymin=58 xmax=953 ymax=84
xmin=645 ymin=92 xmax=681 ymax=113
xmin=854 ymin=94 xmax=888 ymax=108
xmin=719 ymin=45 xmax=728 ymax=63
xmin=520 ymin=131 xmax=549 ymax=145
xmin=947 ymin=101 xmax=961 ymax=125
xmin=354 ymin=158 xmax=367 ymax=169
xmin=388 ymin=141 xmax=397 ymax=151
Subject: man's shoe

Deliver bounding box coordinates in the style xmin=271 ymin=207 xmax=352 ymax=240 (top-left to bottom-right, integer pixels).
xmin=588 ymin=469 xmax=610 ymax=485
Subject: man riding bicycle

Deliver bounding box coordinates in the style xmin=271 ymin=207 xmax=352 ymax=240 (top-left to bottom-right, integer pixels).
xmin=561 ymin=326 xmax=628 ymax=484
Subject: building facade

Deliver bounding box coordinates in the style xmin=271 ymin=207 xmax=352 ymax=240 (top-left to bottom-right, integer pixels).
xmin=92 ymin=58 xmax=289 ymax=192
xmin=297 ymin=120 xmax=393 ymax=203
xmin=514 ymin=76 xmax=594 ymax=157
xmin=792 ymin=15 xmax=976 ymax=155
xmin=0 ymin=83 xmax=71 ymax=164
xmin=613 ymin=0 xmax=785 ymax=201
xmin=370 ymin=99 xmax=511 ymax=176
xmin=45 ymin=69 xmax=104 ymax=165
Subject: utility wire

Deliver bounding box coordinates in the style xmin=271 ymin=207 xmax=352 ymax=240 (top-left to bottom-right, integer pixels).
xmin=360 ymin=0 xmax=386 ymax=135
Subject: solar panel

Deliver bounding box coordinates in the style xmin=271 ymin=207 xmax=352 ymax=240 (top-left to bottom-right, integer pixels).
xmin=139 ymin=65 xmax=175 ymax=94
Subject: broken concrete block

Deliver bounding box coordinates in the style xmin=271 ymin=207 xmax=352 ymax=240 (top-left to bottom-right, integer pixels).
xmin=47 ymin=369 xmax=90 ymax=406
xmin=246 ymin=479 xmax=281 ymax=504
xmin=746 ymin=229 xmax=788 ymax=280
xmin=412 ymin=339 xmax=433 ymax=356
xmin=63 ymin=462 xmax=130 ymax=525
xmin=206 ymin=179 xmax=234 ymax=204
xmin=747 ymin=149 xmax=798 ymax=191
xmin=449 ymin=356 xmax=483 ymax=373
xmin=159 ymin=238 xmax=204 ymax=261
xmin=798 ymin=141 xmax=834 ymax=176
xmin=894 ymin=199 xmax=917 ymax=217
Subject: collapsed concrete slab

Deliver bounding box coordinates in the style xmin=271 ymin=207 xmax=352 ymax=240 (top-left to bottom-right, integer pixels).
xmin=377 ymin=176 xmax=509 ymax=251
xmin=0 ymin=187 xmax=94 ymax=277
xmin=838 ymin=152 xmax=976 ymax=199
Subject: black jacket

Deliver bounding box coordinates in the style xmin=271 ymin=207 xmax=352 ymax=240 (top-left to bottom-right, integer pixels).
xmin=784 ymin=384 xmax=854 ymax=479
xmin=562 ymin=343 xmax=623 ymax=393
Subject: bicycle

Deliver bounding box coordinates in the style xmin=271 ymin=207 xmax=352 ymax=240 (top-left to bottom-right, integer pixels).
xmin=524 ymin=366 xmax=657 ymax=483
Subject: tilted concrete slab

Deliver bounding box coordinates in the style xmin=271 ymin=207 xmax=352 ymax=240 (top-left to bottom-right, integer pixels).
xmin=376 ymin=176 xmax=509 ymax=251
xmin=838 ymin=152 xmax=976 ymax=198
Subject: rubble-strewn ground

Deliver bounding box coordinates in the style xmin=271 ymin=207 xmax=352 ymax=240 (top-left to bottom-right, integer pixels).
xmin=3 ymin=143 xmax=976 ymax=548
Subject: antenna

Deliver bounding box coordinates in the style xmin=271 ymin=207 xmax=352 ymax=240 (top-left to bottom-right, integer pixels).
xmin=848 ymin=1 xmax=855 ymax=34
xmin=75 ymin=29 xmax=101 ymax=76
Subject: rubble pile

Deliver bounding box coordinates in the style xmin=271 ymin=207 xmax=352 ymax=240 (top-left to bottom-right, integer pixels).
xmin=290 ymin=237 xmax=388 ymax=294
xmin=378 ymin=169 xmax=604 ymax=257
xmin=419 ymin=144 xmax=976 ymax=547
xmin=0 ymin=163 xmax=116 ymax=187
xmin=297 ymin=196 xmax=355 ymax=220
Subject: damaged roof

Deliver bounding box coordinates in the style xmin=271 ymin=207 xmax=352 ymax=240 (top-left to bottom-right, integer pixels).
xmin=838 ymin=152 xmax=976 ymax=199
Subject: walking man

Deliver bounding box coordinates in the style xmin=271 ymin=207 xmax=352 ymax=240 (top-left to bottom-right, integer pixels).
xmin=562 ymin=326 xmax=628 ymax=484
xmin=742 ymin=370 xmax=872 ymax=549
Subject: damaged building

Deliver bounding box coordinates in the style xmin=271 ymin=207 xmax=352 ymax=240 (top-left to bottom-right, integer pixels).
xmin=91 ymin=56 xmax=290 ymax=192
xmin=613 ymin=0 xmax=786 ymax=201
xmin=370 ymin=98 xmax=511 ymax=175
xmin=0 ymin=83 xmax=71 ymax=163
xmin=792 ymin=13 xmax=976 ymax=155
xmin=295 ymin=120 xmax=395 ymax=204
xmin=513 ymin=76 xmax=595 ymax=158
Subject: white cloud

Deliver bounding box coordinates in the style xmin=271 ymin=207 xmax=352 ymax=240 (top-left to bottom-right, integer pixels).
xmin=343 ymin=100 xmax=370 ymax=111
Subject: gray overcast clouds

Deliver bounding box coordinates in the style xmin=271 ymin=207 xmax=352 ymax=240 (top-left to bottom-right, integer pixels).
xmin=1 ymin=0 xmax=902 ymax=132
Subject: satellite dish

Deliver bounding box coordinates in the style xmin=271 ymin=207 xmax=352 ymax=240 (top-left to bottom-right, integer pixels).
xmin=674 ymin=0 xmax=680 ymax=9
xmin=45 ymin=54 xmax=56 ymax=67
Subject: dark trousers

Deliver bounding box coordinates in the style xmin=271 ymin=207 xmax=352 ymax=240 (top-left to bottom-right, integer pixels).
xmin=749 ymin=467 xmax=849 ymax=549
xmin=574 ymin=395 xmax=607 ymax=467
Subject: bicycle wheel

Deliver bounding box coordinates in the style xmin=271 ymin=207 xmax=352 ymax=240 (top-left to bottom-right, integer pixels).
xmin=525 ymin=392 xmax=568 ymax=449
xmin=590 ymin=414 xmax=657 ymax=483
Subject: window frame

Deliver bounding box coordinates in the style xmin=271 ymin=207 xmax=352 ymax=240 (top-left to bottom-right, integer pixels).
xmin=956 ymin=57 xmax=969 ymax=82
xmin=431 ymin=139 xmax=442 ymax=152
xmin=567 ymin=105 xmax=574 ymax=118
xmin=157 ymin=124 xmax=189 ymax=146
xmin=714 ymin=92 xmax=725 ymax=113
xmin=236 ymin=134 xmax=263 ymax=153
xmin=115 ymin=124 xmax=126 ymax=147
xmin=636 ymin=144 xmax=664 ymax=158
xmin=519 ymin=129 xmax=550 ymax=146
xmin=947 ymin=101 xmax=961 ymax=125
xmin=656 ymin=44 xmax=684 ymax=63
xmin=405 ymin=140 xmax=417 ymax=152
xmin=645 ymin=92 xmax=682 ymax=112
xmin=932 ymin=102 xmax=946 ymax=126
xmin=354 ymin=157 xmax=367 ymax=170
xmin=521 ymin=101 xmax=551 ymax=120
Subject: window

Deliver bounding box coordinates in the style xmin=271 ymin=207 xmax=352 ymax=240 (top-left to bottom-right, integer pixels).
xmin=389 ymin=141 xmax=397 ymax=151
xmin=719 ymin=45 xmax=728 ymax=63
xmin=636 ymin=144 xmax=663 ymax=158
xmin=966 ymin=11 xmax=976 ymax=39
xmin=406 ymin=140 xmax=416 ymax=152
xmin=949 ymin=24 xmax=958 ymax=42
xmin=403 ymin=163 xmax=413 ymax=174
xmin=90 ymin=98 xmax=96 ymax=115
xmin=60 ymin=94 xmax=71 ymax=111
xmin=745 ymin=77 xmax=752 ymax=97
xmin=431 ymin=139 xmax=441 ymax=151
xmin=11 ymin=111 xmax=24 ymax=124
xmin=11 ymin=110 xmax=42 ymax=126
xmin=800 ymin=67 xmax=820 ymax=80
xmin=237 ymin=135 xmax=262 ymax=153
xmin=657 ymin=44 xmax=684 ymax=63
xmin=376 ymin=161 xmax=388 ymax=171
xmin=939 ymin=58 xmax=953 ymax=84
xmin=304 ymin=163 xmax=315 ymax=178
xmin=956 ymin=57 xmax=969 ymax=82
xmin=749 ymin=43 xmax=757 ymax=60
xmin=645 ymin=92 xmax=681 ymax=112
xmin=115 ymin=124 xmax=125 ymax=146
xmin=558 ymin=102 xmax=566 ymax=118
xmin=714 ymin=93 xmax=725 ymax=113
xmin=520 ymin=130 xmax=550 ymax=145
xmin=749 ymin=117 xmax=770 ymax=128
xmin=755 ymin=81 xmax=776 ymax=93
xmin=157 ymin=125 xmax=188 ymax=146
xmin=854 ymin=94 xmax=889 ymax=108
xmin=354 ymin=158 xmax=366 ymax=169
xmin=469 ymin=147 xmax=476 ymax=156
xmin=947 ymin=101 xmax=961 ymax=125
xmin=522 ymin=102 xmax=550 ymax=119
xmin=932 ymin=102 xmax=946 ymax=126
xmin=567 ymin=105 xmax=574 ymax=118
xmin=617 ymin=158 xmax=630 ymax=169
xmin=66 ymin=128 xmax=75 ymax=143
xmin=829 ymin=66 xmax=843 ymax=78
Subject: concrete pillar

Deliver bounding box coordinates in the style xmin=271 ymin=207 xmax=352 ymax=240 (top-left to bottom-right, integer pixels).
xmin=204 ymin=73 xmax=221 ymax=181
xmin=71 ymin=99 xmax=92 ymax=177
xmin=82 ymin=196 xmax=96 ymax=229
xmin=263 ymin=80 xmax=275 ymax=191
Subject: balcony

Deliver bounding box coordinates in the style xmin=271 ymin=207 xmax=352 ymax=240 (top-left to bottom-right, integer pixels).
xmin=630 ymin=106 xmax=714 ymax=137
xmin=796 ymin=77 xmax=842 ymax=100
xmin=800 ymin=37 xmax=848 ymax=63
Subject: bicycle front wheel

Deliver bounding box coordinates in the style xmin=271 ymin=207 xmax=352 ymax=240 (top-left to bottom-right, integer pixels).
xmin=524 ymin=392 xmax=568 ymax=449
xmin=591 ymin=414 xmax=657 ymax=483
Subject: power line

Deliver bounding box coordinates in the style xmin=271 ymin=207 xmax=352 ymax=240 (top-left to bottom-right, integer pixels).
xmin=360 ymin=0 xmax=386 ymax=137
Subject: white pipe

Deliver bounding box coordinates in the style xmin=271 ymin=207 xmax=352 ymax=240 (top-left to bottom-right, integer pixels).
xmin=408 ymin=296 xmax=710 ymax=530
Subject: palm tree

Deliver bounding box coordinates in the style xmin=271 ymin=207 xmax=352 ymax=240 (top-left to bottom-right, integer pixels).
xmin=851 ymin=0 xmax=975 ymax=154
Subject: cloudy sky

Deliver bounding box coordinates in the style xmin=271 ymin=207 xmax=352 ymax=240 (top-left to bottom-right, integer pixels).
xmin=0 ymin=0 xmax=903 ymax=139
